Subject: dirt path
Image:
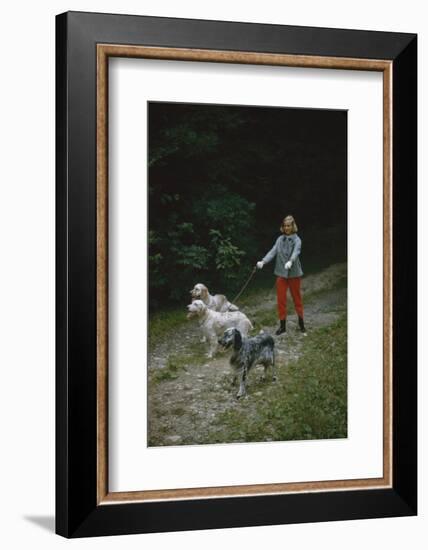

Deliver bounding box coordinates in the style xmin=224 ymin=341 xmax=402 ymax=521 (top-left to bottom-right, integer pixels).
xmin=148 ymin=263 xmax=347 ymax=446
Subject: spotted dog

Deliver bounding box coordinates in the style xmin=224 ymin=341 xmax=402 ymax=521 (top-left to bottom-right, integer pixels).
xmin=218 ymin=328 xmax=276 ymax=398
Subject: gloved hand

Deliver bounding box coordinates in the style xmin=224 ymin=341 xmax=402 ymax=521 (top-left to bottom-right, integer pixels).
xmin=256 ymin=261 xmax=264 ymax=269
xmin=285 ymin=261 xmax=292 ymax=270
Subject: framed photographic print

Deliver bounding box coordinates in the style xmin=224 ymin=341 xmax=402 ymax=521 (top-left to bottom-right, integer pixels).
xmin=56 ymin=11 xmax=417 ymax=538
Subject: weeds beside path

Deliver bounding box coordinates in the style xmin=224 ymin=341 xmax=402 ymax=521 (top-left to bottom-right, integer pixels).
xmin=148 ymin=263 xmax=347 ymax=446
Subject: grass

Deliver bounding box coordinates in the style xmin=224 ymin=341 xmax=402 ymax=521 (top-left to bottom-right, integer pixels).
xmin=148 ymin=263 xmax=348 ymax=445
xmin=150 ymin=340 xmax=208 ymax=383
xmin=149 ymin=308 xmax=187 ymax=348
xmin=251 ymin=309 xmax=278 ymax=331
xmin=205 ymin=314 xmax=348 ymax=443
xmin=148 ymin=265 xmax=348 ymax=447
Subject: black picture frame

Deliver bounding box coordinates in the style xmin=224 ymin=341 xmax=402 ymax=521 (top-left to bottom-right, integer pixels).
xmin=56 ymin=11 xmax=417 ymax=538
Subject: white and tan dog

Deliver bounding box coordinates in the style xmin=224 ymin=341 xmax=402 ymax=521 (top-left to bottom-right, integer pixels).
xmin=190 ymin=283 xmax=239 ymax=312
xmin=187 ymin=299 xmax=253 ymax=358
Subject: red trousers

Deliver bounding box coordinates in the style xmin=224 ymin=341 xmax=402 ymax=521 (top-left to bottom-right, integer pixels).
xmin=276 ymin=276 xmax=304 ymax=320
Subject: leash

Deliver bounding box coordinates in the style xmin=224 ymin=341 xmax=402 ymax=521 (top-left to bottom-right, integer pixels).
xmin=228 ymin=266 xmax=258 ymax=307
xmin=227 ymin=260 xmax=283 ymax=309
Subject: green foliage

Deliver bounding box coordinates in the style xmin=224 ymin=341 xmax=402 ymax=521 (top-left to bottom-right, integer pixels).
xmin=209 ymin=229 xmax=246 ymax=274
xmin=163 ymin=124 xmax=220 ymax=156
xmin=148 ymin=183 xmax=255 ymax=307
xmin=149 ymin=107 xmax=244 ymax=168
xmin=193 ymin=189 xmax=255 ymax=233
xmin=147 ymin=102 xmax=347 ymax=309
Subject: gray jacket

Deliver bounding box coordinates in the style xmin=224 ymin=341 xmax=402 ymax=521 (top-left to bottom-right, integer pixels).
xmin=262 ymin=233 xmax=303 ymax=278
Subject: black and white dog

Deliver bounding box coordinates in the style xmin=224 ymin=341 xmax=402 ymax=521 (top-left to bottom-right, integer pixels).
xmin=218 ymin=328 xmax=276 ymax=398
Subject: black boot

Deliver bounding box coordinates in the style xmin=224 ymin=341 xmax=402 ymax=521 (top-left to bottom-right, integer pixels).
xmin=275 ymin=319 xmax=286 ymax=335
xmin=298 ymin=316 xmax=306 ymax=333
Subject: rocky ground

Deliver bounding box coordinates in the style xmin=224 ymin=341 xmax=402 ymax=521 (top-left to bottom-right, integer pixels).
xmin=147 ymin=263 xmax=347 ymax=446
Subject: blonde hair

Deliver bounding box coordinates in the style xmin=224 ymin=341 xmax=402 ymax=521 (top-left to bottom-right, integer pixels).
xmin=280 ymin=215 xmax=298 ymax=234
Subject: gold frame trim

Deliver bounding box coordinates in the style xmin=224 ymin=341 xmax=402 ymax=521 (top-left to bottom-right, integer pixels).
xmin=96 ymin=44 xmax=393 ymax=505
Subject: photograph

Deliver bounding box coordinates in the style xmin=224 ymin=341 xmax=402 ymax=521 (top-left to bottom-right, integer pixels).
xmin=147 ymin=101 xmax=348 ymax=447
xmin=52 ymin=8 xmax=418 ymax=538
xmin=0 ymin=0 xmax=422 ymax=545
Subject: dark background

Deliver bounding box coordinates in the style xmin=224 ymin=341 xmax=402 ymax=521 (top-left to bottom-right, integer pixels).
xmin=148 ymin=102 xmax=347 ymax=310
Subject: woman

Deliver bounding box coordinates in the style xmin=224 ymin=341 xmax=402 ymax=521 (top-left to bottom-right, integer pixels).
xmin=257 ymin=215 xmax=306 ymax=335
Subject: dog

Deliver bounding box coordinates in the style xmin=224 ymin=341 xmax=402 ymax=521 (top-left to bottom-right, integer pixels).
xmin=190 ymin=283 xmax=239 ymax=312
xmin=218 ymin=328 xmax=276 ymax=398
xmin=186 ymin=299 xmax=253 ymax=358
